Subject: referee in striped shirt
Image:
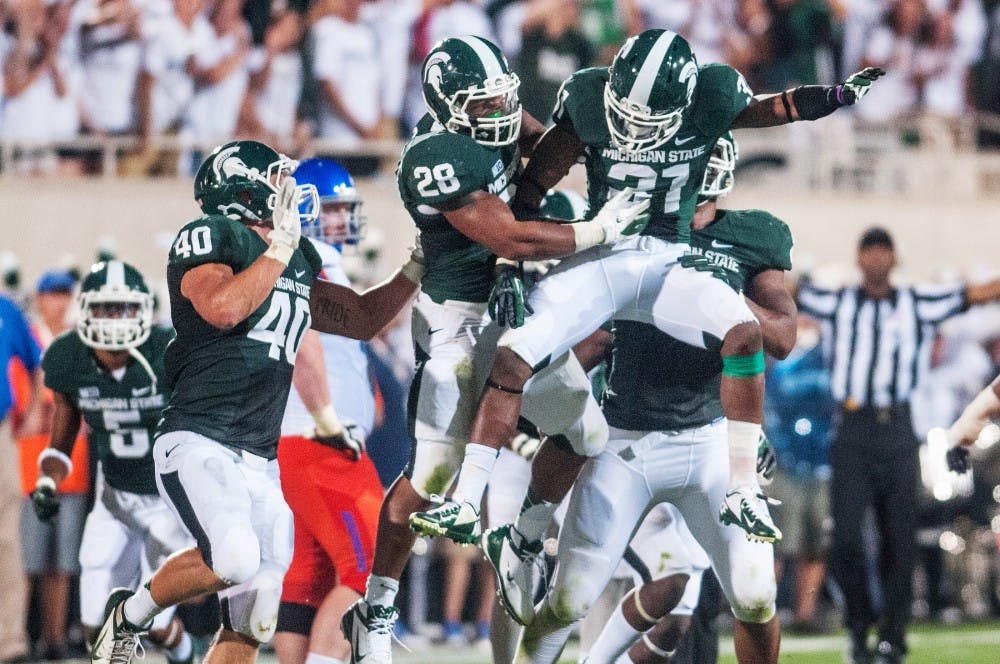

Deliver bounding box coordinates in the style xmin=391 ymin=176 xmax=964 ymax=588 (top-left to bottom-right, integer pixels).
xmin=797 ymin=227 xmax=1000 ymax=664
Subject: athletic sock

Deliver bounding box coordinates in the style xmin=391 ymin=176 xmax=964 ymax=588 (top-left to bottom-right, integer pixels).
xmin=167 ymin=632 xmax=192 ymax=662
xmin=364 ymin=575 xmax=399 ymax=608
xmin=451 ymin=444 xmax=499 ymax=506
xmin=728 ymin=420 xmax=762 ymax=490
xmin=515 ymin=487 xmax=556 ymax=544
xmin=122 ymin=584 xmax=162 ymax=628
xmin=584 ymin=601 xmax=642 ymax=663
xmin=305 ymin=653 xmax=345 ymax=664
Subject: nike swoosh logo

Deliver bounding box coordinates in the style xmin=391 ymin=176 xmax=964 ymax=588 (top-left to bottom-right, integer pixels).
xmin=428 ymin=328 xmax=443 ymax=335
xmin=711 ymin=240 xmax=734 ymax=249
xmin=164 ymin=444 xmax=180 ymax=458
xmin=675 ymin=136 xmax=696 ymax=145
xmin=295 ymin=269 xmax=306 ymax=278
xmin=132 ymin=386 xmax=151 ymax=396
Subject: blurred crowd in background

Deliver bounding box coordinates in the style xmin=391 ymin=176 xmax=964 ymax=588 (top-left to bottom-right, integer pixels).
xmin=2 ymin=0 xmax=1000 ymax=176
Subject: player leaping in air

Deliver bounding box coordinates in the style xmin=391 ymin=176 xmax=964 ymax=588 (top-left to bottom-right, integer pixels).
xmin=410 ymin=29 xmax=883 ymax=549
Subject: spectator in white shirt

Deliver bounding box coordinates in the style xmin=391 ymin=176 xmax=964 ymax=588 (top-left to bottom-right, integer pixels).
xmin=135 ymin=0 xmax=207 ymax=150
xmin=311 ymin=0 xmax=381 ymax=146
xmin=1 ymin=0 xmax=65 ymax=143
xmin=186 ymin=0 xmax=251 ymax=142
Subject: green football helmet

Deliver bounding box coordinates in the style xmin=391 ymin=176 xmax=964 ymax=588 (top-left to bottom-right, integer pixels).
xmin=421 ymin=36 xmax=522 ymax=147
xmin=540 ymin=189 xmax=589 ymax=221
xmin=605 ymin=30 xmax=698 ymax=153
xmin=76 ymin=260 xmax=153 ymax=351
xmin=193 ymin=140 xmax=319 ymax=225
xmin=700 ymin=132 xmax=738 ymax=199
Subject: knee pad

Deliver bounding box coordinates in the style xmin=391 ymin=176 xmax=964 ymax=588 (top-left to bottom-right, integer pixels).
xmin=559 ymin=394 xmax=609 ymax=457
xmin=208 ymin=518 xmax=261 ymax=585
xmin=220 ymin=562 xmax=286 ymax=643
xmin=729 ymin=572 xmax=777 ymax=624
xmin=405 ymin=439 xmax=461 ymax=500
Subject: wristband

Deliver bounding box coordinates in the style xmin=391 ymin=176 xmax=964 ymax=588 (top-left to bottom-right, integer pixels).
xmin=264 ymin=241 xmax=294 ymax=266
xmin=569 ymin=221 xmax=605 ymax=252
xmin=38 ymin=448 xmax=73 ymax=477
xmin=399 ymin=258 xmax=424 ymax=285
xmin=310 ymin=404 xmax=343 ymax=437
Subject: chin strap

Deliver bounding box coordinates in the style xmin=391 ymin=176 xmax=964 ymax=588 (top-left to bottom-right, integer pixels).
xmin=128 ymin=347 xmax=159 ymax=395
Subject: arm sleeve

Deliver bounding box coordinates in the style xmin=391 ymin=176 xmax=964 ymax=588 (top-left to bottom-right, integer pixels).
xmin=797 ymin=282 xmax=840 ymax=320
xmin=912 ymin=283 xmax=968 ymax=324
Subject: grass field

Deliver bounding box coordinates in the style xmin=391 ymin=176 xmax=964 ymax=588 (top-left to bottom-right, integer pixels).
xmin=381 ymin=621 xmax=1000 ymax=663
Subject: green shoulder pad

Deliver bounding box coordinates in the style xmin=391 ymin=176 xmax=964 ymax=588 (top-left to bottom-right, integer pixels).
xmin=299 ymin=235 xmax=324 ymax=278
xmin=552 ymin=68 xmax=610 ymax=144
xmin=706 ymin=209 xmax=793 ymax=272
xmin=399 ymin=131 xmax=495 ymax=210
xmin=167 ymin=215 xmax=248 ymax=272
xmin=42 ymin=332 xmax=84 ymax=397
xmin=687 ymin=64 xmax=754 ymax=138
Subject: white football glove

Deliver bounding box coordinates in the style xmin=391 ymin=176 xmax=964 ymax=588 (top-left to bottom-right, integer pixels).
xmin=264 ymin=176 xmax=301 ymax=265
xmin=400 ymin=232 xmax=425 ymax=284
xmin=310 ymin=405 xmax=365 ymax=460
xmin=571 ymin=188 xmax=652 ymax=250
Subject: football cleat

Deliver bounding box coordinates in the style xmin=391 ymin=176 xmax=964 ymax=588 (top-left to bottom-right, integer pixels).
xmin=719 ymin=486 xmax=782 ymax=543
xmin=90 ymin=588 xmax=146 ymax=664
xmin=482 ymin=524 xmax=546 ymax=626
xmin=342 ymin=598 xmax=399 ymax=664
xmin=408 ymin=499 xmax=482 ymax=545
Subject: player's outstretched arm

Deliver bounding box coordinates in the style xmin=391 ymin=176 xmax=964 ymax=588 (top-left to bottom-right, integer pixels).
xmin=732 ymin=67 xmax=886 ymax=129
xmin=964 ymin=277 xmax=1000 ymax=306
xmin=512 ymin=124 xmax=587 ymax=216
xmin=745 ymin=269 xmax=797 ymax=360
xmin=446 ymin=187 xmax=648 ymax=261
xmin=309 ymin=262 xmax=421 ymax=341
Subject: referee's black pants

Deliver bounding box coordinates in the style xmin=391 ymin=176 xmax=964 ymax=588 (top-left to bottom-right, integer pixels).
xmin=828 ymin=404 xmax=920 ymax=651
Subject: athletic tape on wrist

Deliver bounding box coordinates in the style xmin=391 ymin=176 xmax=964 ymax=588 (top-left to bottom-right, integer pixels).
xmin=722 ymin=350 xmax=765 ymax=378
xmin=264 ymin=241 xmax=294 ymax=266
xmin=399 ymin=259 xmax=424 ymax=285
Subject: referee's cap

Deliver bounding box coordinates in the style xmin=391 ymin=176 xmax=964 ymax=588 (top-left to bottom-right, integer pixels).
xmin=858 ymin=226 xmax=894 ymax=251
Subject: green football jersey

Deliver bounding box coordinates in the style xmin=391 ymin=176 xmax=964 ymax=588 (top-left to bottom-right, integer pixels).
xmin=43 ymin=327 xmax=174 ymax=495
xmin=398 ymin=114 xmax=521 ymax=303
xmin=157 ymin=215 xmax=323 ymax=458
xmin=553 ymin=64 xmax=753 ymax=243
xmin=603 ymin=209 xmax=793 ymax=432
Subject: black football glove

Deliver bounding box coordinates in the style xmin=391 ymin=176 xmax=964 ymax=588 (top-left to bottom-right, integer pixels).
xmin=489 ymin=260 xmax=533 ymax=328
xmin=946 ymin=445 xmax=971 ymax=474
xmin=314 ymin=420 xmax=365 ymax=461
xmin=757 ymin=434 xmax=777 ymax=486
xmin=678 ymin=253 xmax=728 ymax=280
xmin=31 ymin=477 xmax=60 ymax=523
xmin=836 ymin=67 xmax=886 ymax=105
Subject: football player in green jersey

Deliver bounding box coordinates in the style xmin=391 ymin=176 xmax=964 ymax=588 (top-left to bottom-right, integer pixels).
xmin=412 ymin=28 xmax=881 ymax=547
xmin=91 ymin=140 xmax=425 ymax=664
xmin=517 ymin=134 xmax=797 ymax=664
xmin=342 ymin=35 xmax=650 ymax=664
xmin=31 ymin=261 xmax=195 ymax=664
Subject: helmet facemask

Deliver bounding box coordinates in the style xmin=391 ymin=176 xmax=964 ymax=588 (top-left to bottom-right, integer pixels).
xmin=76 ymin=287 xmax=153 ymax=351
xmin=302 ymin=194 xmax=368 ymax=247
xmin=207 ymin=145 xmax=320 ymax=225
xmin=700 ymin=136 xmax=738 ymax=199
xmin=436 ymin=73 xmax=522 ymax=147
xmin=604 ymin=83 xmax=685 ymax=154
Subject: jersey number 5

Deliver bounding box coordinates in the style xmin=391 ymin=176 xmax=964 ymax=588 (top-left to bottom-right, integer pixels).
xmin=414 ymin=164 xmax=460 ymax=197
xmin=248 ymin=291 xmax=311 ymax=364
xmin=104 ymin=410 xmax=150 ymax=459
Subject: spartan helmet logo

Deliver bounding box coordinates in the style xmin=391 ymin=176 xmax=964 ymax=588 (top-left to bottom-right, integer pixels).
xmin=212 ymin=145 xmax=252 ymax=180
xmin=423 ymin=50 xmax=452 ymax=96
xmin=680 ymin=60 xmax=698 ymax=103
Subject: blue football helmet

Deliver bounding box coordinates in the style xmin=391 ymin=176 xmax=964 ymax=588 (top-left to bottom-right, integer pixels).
xmin=294 ymin=158 xmax=367 ymax=248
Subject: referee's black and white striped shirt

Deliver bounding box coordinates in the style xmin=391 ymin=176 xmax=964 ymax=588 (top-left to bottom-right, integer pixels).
xmin=797 ymin=282 xmax=968 ymax=407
